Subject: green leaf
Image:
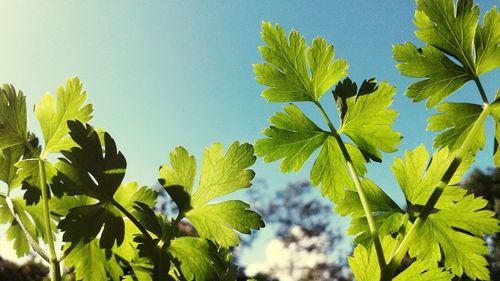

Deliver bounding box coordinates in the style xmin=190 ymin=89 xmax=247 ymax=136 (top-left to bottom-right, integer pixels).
xmin=14 ymin=159 xmax=58 ymax=205
xmin=394 ymin=146 xmax=499 ymax=279
xmin=391 ymin=145 xmax=473 ymax=209
xmin=256 ymin=103 xmax=372 ymax=202
xmin=393 ymin=261 xmax=453 ymax=281
xmin=393 ymin=43 xmax=471 ymax=107
xmin=54 ymin=121 xmax=127 ymax=249
xmin=255 ymin=104 xmax=328 ymax=173
xmin=186 ymin=201 xmax=263 ymax=248
xmin=336 ymin=179 xmax=406 ymax=246
xmin=335 ymin=78 xmax=401 ymax=160
xmin=0 ymin=84 xmax=27 ymax=150
xmin=428 ymin=102 xmax=485 ymax=153
xmin=0 ymin=197 xmax=55 ymax=257
xmin=64 ymin=240 xmax=123 ymax=281
xmin=168 ymin=237 xmax=224 ymax=281
xmin=349 ymin=235 xmax=453 ymax=281
xmin=191 ymin=142 xmax=256 ymax=207
xmin=348 ymin=235 xmax=395 ymax=281
xmin=132 ymin=203 xmax=175 ymax=281
xmin=0 ymin=144 xmax=24 ymax=186
xmin=160 ymin=142 xmax=263 ymax=247
xmin=495 ymin=120 xmax=500 ymax=167
xmin=415 ymin=0 xmax=479 ymax=73
xmin=112 ymin=183 xmax=157 ymax=261
xmin=395 ymin=1 xmax=499 ymax=107
xmin=491 ymin=94 xmax=500 ymax=167
xmin=475 ymin=6 xmax=500 ymax=75
xmin=310 ymin=136 xmax=366 ymax=201
xmin=35 ymin=77 xmax=93 ymax=154
xmin=159 ymin=147 xmax=196 ymax=214
xmin=408 ymin=192 xmax=499 ymax=280
xmin=307 ymin=37 xmax=349 ymax=100
xmin=6 ymin=221 xmax=30 ymax=257
xmin=254 ymin=22 xmax=347 ymax=102
xmin=113 ymin=182 xmax=158 ymax=215
xmin=59 ymin=202 xmax=125 ymax=249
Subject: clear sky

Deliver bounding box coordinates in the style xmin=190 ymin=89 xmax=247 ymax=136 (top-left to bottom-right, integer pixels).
xmin=0 ymin=0 xmax=498 ymax=267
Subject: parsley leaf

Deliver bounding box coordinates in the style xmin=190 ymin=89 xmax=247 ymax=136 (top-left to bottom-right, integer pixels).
xmin=394 ymin=0 xmax=500 ymax=107
xmin=35 ymin=77 xmax=93 ymax=155
xmin=393 ymin=145 xmax=500 ymax=279
xmin=393 ymin=43 xmax=471 ymax=107
xmin=475 ymin=6 xmax=500 ymax=75
xmin=490 ymin=91 xmax=500 ymax=167
xmin=336 ymin=179 xmax=406 ymax=246
xmin=14 ymin=159 xmax=58 ymax=205
xmin=349 ymin=235 xmax=453 ymax=281
xmin=255 ymin=103 xmax=328 ymax=173
xmin=427 ymin=102 xmax=485 ymax=154
xmin=310 ymin=136 xmax=366 ymax=201
xmin=168 ymin=237 xmax=224 ymax=281
xmin=335 ymin=78 xmax=401 ymax=161
xmin=392 ymin=145 xmax=472 ymax=209
xmin=64 ymin=240 xmax=123 ymax=281
xmin=0 ymin=84 xmax=27 ymax=150
xmin=55 ymin=121 xmax=127 ymax=249
xmin=254 ymin=22 xmax=347 ymax=102
xmin=160 ymin=142 xmax=264 ymax=248
xmin=415 ymin=0 xmax=479 ymax=74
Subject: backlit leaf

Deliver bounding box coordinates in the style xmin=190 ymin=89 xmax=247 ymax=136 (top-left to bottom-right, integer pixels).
xmin=254 ymin=22 xmax=347 ymax=103
xmin=0 ymin=84 xmax=27 ymax=150
xmin=255 ymin=104 xmax=328 ymax=173
xmin=64 ymin=240 xmax=123 ymax=281
xmin=428 ymin=102 xmax=485 ymax=154
xmin=393 ymin=43 xmax=471 ymax=107
xmin=55 ymin=121 xmax=126 ymax=249
xmin=335 ymin=78 xmax=401 ymax=161
xmin=160 ymin=142 xmax=263 ymax=248
xmin=394 ymin=0 xmax=500 ymax=107
xmin=393 ymin=145 xmax=499 ymax=279
xmin=475 ymin=6 xmax=500 ymax=75
xmin=35 ymin=77 xmax=93 ymax=154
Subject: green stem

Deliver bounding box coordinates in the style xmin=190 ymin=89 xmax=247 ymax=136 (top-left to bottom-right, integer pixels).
xmin=314 ymin=101 xmax=387 ymax=273
xmin=473 ymin=77 xmax=489 ymax=104
xmin=57 ymin=241 xmax=77 ymax=263
xmin=385 ymin=103 xmax=492 ymax=278
xmin=39 ymin=159 xmax=61 ymax=281
xmin=2 ymin=194 xmax=50 ymax=263
xmin=112 ymin=200 xmax=154 ymax=241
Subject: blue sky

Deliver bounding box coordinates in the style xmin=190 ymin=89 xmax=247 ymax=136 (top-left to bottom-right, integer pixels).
xmin=0 ymin=0 xmax=499 ymax=267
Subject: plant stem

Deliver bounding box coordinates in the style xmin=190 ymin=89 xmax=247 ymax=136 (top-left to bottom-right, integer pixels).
xmin=39 ymin=159 xmax=61 ymax=281
xmin=2 ymin=194 xmax=50 ymax=263
xmin=112 ymin=200 xmax=154 ymax=241
xmin=473 ymin=76 xmax=489 ymax=104
xmin=385 ymin=103 xmax=492 ymax=278
xmin=314 ymin=101 xmax=387 ymax=273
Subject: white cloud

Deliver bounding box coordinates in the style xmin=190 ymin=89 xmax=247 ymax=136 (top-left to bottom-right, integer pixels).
xmin=245 ymin=227 xmax=329 ymax=281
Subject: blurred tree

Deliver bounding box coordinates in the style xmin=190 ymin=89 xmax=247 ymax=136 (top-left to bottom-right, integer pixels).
xmin=458 ymin=168 xmax=500 ymax=281
xmin=0 ymin=256 xmax=48 ymax=281
xmin=244 ymin=180 xmax=352 ymax=281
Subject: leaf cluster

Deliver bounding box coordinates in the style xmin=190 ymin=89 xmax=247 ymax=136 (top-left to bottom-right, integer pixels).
xmin=253 ymin=0 xmax=500 ymax=279
xmin=0 ymin=77 xmax=264 ymax=280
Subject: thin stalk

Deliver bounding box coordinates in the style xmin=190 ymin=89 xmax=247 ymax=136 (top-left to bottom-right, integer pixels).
xmin=2 ymin=194 xmax=50 ymax=263
xmin=314 ymin=101 xmax=387 ymax=273
xmin=473 ymin=76 xmax=489 ymax=104
xmin=385 ymin=103 xmax=492 ymax=278
xmin=39 ymin=159 xmax=61 ymax=281
xmin=57 ymin=241 xmax=77 ymax=263
xmin=112 ymin=200 xmax=154 ymax=241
